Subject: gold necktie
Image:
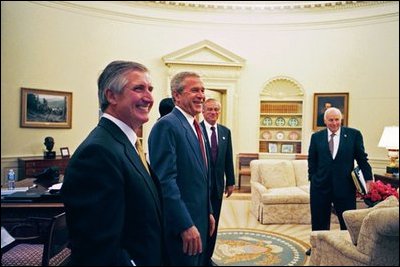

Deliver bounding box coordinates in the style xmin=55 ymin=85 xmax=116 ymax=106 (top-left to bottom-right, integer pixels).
xmin=135 ymin=140 xmax=150 ymax=174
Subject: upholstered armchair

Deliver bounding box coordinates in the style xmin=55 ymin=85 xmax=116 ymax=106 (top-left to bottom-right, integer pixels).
xmin=310 ymin=196 xmax=399 ymax=266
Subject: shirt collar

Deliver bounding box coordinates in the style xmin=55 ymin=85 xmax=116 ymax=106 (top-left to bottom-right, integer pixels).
xmin=328 ymin=127 xmax=341 ymax=137
xmin=176 ymin=106 xmax=196 ymax=125
xmin=203 ymin=120 xmax=217 ymax=130
xmin=102 ymin=113 xmax=137 ymax=147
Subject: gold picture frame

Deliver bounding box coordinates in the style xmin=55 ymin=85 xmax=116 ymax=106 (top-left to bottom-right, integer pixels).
xmin=60 ymin=147 xmax=70 ymax=158
xmin=21 ymin=88 xmax=72 ymax=128
xmin=313 ymin=92 xmax=349 ymax=131
xmin=281 ymin=144 xmax=294 ymax=153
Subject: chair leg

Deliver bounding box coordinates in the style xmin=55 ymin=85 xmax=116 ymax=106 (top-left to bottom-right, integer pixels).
xmin=238 ymin=175 xmax=241 ymax=190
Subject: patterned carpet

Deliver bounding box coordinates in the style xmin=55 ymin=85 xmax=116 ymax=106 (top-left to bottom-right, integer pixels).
xmin=212 ymin=228 xmax=309 ymax=266
xmin=216 ymin=194 xmax=339 ymax=266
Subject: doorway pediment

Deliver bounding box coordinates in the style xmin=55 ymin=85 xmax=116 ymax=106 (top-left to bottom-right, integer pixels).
xmin=163 ymin=40 xmax=245 ymax=67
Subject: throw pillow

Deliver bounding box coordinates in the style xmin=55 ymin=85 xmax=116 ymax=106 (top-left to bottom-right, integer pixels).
xmin=343 ymin=195 xmax=399 ymax=245
xmin=292 ymin=160 xmax=308 ymax=186
xmin=259 ymin=161 xmax=296 ymax=188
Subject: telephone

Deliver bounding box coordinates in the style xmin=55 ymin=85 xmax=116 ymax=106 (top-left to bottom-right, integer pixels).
xmin=33 ymin=166 xmax=60 ymax=188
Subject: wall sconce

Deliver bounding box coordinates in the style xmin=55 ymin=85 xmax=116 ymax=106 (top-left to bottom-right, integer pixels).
xmin=378 ymin=126 xmax=399 ymax=174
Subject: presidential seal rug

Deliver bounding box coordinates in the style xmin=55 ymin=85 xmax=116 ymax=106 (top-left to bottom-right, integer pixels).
xmin=212 ymin=228 xmax=309 ymax=266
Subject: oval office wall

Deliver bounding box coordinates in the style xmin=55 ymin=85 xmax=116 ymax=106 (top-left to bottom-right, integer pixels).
xmin=1 ymin=2 xmax=399 ymax=183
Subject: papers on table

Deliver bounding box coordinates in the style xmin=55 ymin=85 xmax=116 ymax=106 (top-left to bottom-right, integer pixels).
xmin=48 ymin=183 xmax=62 ymax=191
xmin=1 ymin=226 xmax=15 ymax=249
xmin=1 ymin=187 xmax=29 ymax=196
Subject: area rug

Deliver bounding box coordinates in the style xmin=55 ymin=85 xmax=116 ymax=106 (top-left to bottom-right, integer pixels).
xmin=212 ymin=228 xmax=309 ymax=266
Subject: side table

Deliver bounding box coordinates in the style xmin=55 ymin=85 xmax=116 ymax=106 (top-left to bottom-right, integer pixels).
xmin=374 ymin=173 xmax=399 ymax=189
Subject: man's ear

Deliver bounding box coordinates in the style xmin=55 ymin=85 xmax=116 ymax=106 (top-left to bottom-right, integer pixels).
xmin=105 ymin=88 xmax=117 ymax=105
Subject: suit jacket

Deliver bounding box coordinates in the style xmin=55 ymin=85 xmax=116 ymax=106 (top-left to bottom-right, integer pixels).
xmin=308 ymin=126 xmax=372 ymax=198
xmin=61 ymin=118 xmax=165 ymax=266
xmin=148 ymin=108 xmax=212 ymax=264
xmin=200 ymin=121 xmax=235 ymax=199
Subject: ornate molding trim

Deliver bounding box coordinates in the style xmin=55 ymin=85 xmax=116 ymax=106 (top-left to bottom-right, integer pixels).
xmin=261 ymin=76 xmax=304 ymax=97
xmin=163 ymin=40 xmax=245 ymax=67
xmin=145 ymin=1 xmax=390 ymax=12
xmin=32 ymin=2 xmax=399 ymax=29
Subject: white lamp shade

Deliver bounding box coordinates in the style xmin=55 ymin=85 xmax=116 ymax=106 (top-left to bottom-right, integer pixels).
xmin=378 ymin=126 xmax=399 ymax=149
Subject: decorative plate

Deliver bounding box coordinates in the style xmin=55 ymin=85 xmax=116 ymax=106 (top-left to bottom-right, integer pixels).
xmin=276 ymin=131 xmax=285 ymax=140
xmin=289 ymin=131 xmax=299 ymax=140
xmin=262 ymin=131 xmax=272 ymax=140
xmin=288 ymin=117 xmax=299 ymax=127
xmin=275 ymin=117 xmax=286 ymax=126
xmin=262 ymin=117 xmax=273 ymax=126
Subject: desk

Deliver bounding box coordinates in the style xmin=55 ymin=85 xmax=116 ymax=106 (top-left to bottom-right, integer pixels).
xmin=18 ymin=156 xmax=69 ymax=179
xmin=1 ymin=179 xmax=64 ymax=233
xmin=374 ymin=173 xmax=399 ymax=189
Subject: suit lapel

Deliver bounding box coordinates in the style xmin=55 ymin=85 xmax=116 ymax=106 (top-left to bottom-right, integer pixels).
xmin=174 ymin=110 xmax=207 ymax=174
xmin=216 ymin=125 xmax=226 ymax=165
xmin=336 ymin=127 xmax=347 ymax=159
xmin=321 ymin=129 xmax=332 ymax=158
xmin=99 ymin=118 xmax=161 ymax=213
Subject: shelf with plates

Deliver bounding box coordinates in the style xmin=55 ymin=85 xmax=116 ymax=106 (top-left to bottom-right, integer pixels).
xmin=259 ymin=100 xmax=303 ymax=153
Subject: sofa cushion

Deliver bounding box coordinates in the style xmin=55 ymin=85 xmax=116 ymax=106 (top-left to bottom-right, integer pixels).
xmin=298 ymin=184 xmax=310 ymax=194
xmin=343 ymin=196 xmax=399 ymax=245
xmin=292 ymin=160 xmax=309 ymax=186
xmin=261 ymin=187 xmax=309 ymax=204
xmin=259 ymin=161 xmax=296 ymax=188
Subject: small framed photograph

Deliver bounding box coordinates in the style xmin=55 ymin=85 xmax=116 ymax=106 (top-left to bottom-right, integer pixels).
xmin=313 ymin=92 xmax=349 ymax=131
xmin=268 ymin=143 xmax=278 ymax=153
xmin=281 ymin=144 xmax=294 ymax=153
xmin=60 ymin=147 xmax=70 ymax=158
xmin=21 ymin=88 xmax=73 ymax=128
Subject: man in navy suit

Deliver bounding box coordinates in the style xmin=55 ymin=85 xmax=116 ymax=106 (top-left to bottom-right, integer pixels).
xmin=148 ymin=72 xmax=215 ymax=266
xmin=200 ymin=98 xmax=235 ymax=266
xmin=61 ymin=61 xmax=166 ymax=265
xmin=307 ymin=107 xmax=372 ymax=255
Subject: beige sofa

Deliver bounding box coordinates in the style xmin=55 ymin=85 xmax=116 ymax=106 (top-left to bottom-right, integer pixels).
xmin=310 ymin=196 xmax=399 ymax=266
xmin=250 ymin=159 xmax=311 ymax=224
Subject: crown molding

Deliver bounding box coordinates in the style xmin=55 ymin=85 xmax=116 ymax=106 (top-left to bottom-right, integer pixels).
xmin=31 ymin=1 xmax=399 ymax=29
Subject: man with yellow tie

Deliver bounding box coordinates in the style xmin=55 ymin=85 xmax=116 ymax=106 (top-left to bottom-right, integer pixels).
xmin=61 ymin=61 xmax=167 ymax=265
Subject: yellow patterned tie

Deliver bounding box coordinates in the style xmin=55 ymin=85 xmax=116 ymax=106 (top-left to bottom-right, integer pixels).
xmin=135 ymin=140 xmax=150 ymax=174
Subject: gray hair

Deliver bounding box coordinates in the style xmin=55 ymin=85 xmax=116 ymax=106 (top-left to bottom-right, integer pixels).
xmin=324 ymin=107 xmax=342 ymax=120
xmin=170 ymin=72 xmax=200 ymax=98
xmin=98 ymin=60 xmax=148 ymax=112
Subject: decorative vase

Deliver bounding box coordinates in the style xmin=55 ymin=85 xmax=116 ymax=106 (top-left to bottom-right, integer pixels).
xmin=364 ymin=199 xmax=379 ymax=207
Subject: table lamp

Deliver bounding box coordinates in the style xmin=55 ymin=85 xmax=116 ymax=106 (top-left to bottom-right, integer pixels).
xmin=378 ymin=126 xmax=399 ymax=174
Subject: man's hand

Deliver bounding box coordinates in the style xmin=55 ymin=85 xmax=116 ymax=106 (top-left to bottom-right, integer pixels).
xmin=225 ymin=185 xmax=234 ymax=198
xmin=181 ymin=226 xmax=202 ymax=255
xmin=209 ymin=214 xmax=215 ymax=236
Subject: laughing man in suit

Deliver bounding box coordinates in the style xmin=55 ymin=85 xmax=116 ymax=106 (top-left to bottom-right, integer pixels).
xmin=148 ymin=71 xmax=215 ymax=266
xmin=308 ymin=107 xmax=373 ymax=231
xmin=61 ymin=61 xmax=166 ymax=265
xmin=200 ymin=98 xmax=235 ymax=266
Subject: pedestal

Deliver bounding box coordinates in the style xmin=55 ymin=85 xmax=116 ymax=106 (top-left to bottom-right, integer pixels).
xmin=44 ymin=151 xmax=56 ymax=159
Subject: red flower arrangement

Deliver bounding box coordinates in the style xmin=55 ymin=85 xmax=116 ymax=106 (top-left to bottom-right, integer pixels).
xmin=357 ymin=180 xmax=399 ymax=207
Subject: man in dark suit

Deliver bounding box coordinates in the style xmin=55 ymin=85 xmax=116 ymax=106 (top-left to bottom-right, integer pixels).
xmin=148 ymin=71 xmax=215 ymax=266
xmin=61 ymin=61 xmax=167 ymax=266
xmin=307 ymin=107 xmax=372 ymax=255
xmin=200 ymin=98 xmax=235 ymax=266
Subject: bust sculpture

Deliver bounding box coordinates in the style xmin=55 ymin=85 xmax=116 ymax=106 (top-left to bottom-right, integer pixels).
xmin=44 ymin=136 xmax=56 ymax=159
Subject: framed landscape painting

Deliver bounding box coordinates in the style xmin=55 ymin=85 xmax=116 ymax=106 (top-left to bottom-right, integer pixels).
xmin=313 ymin=92 xmax=348 ymax=131
xmin=21 ymin=88 xmax=72 ymax=128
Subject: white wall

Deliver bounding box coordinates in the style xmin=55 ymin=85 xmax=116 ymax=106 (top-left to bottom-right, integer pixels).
xmin=1 ymin=2 xmax=399 ymax=180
